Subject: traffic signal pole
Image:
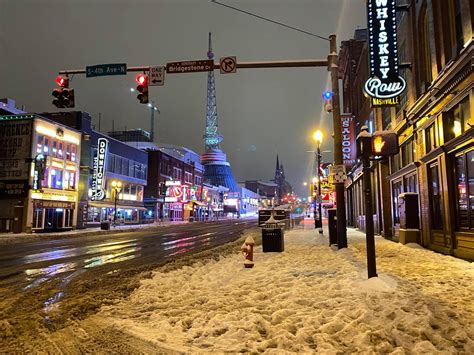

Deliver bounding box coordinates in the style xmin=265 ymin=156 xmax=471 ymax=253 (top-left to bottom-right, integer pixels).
xmin=328 ymin=34 xmax=347 ymax=249
xmin=58 ymin=40 xmax=348 ymax=249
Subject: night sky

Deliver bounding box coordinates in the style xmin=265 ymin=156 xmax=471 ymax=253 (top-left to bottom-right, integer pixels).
xmin=0 ymin=0 xmax=365 ymax=196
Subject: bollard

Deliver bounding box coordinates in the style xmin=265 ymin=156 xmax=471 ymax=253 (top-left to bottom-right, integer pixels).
xmin=241 ymin=236 xmax=255 ymax=268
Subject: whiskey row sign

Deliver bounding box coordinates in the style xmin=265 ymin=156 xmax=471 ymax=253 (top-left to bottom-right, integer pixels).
xmin=364 ymin=0 xmax=406 ymax=107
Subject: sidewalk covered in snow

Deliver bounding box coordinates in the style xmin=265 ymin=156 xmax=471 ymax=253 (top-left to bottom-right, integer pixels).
xmin=94 ymin=222 xmax=474 ymax=353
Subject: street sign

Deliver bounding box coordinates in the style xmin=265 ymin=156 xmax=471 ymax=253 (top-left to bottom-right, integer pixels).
xmin=166 ymin=60 xmax=214 ymax=74
xmin=150 ymin=65 xmax=165 ymax=86
xmin=332 ymin=164 xmax=347 ymax=183
xmin=220 ymin=56 xmax=237 ymax=74
xmin=86 ymin=63 xmax=127 ymax=78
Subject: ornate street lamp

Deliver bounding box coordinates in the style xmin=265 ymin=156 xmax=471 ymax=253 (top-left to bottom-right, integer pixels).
xmin=111 ymin=180 xmax=123 ymax=225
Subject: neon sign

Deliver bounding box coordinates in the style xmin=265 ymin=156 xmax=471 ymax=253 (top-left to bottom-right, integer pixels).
xmin=364 ymin=0 xmax=406 ymax=100
xmin=91 ymin=138 xmax=108 ymax=200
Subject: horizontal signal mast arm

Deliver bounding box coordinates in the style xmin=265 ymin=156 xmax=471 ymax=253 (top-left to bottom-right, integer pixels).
xmin=58 ymin=59 xmax=328 ymax=75
xmin=217 ymin=59 xmax=328 ymax=69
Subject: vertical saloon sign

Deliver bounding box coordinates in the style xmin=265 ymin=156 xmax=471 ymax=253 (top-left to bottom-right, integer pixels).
xmin=341 ymin=114 xmax=356 ymax=167
xmin=91 ymin=138 xmax=108 ymax=201
xmin=365 ymin=0 xmax=406 ymax=105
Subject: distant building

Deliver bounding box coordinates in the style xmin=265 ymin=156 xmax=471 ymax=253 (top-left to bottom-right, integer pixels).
xmin=0 ymin=98 xmax=25 ymax=115
xmin=108 ymin=129 xmax=151 ymax=142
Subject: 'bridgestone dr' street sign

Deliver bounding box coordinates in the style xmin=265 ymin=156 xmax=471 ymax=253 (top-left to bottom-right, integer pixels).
xmin=86 ymin=63 xmax=127 ymax=78
xmin=166 ymin=60 xmax=214 ymax=74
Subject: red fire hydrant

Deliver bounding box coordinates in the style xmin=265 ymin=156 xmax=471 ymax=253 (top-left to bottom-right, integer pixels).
xmin=241 ymin=236 xmax=255 ymax=268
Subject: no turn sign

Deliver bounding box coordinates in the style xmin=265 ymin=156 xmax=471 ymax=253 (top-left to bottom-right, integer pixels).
xmin=219 ymin=56 xmax=237 ymax=74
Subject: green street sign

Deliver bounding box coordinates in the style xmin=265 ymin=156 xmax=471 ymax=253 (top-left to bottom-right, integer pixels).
xmin=86 ymin=63 xmax=127 ymax=78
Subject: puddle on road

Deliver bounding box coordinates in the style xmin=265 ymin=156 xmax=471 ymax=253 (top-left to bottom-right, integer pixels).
xmin=24 ymin=262 xmax=78 ymax=290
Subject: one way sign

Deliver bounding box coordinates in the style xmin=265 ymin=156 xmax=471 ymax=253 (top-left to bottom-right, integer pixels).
xmin=150 ymin=65 xmax=165 ymax=86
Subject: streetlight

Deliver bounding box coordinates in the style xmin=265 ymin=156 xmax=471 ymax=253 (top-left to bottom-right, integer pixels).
xmin=111 ymin=180 xmax=122 ymax=226
xmin=129 ymin=89 xmax=160 ymax=141
xmin=313 ymin=130 xmax=323 ymax=234
xmin=303 ymin=182 xmax=308 ymax=186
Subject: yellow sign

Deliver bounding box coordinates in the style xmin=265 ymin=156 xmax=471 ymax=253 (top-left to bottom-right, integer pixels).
xmin=371 ymin=96 xmax=400 ymax=107
xmin=31 ymin=191 xmax=76 ymax=202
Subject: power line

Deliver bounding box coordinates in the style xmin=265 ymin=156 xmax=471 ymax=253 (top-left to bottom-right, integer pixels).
xmin=211 ymin=0 xmax=329 ymax=42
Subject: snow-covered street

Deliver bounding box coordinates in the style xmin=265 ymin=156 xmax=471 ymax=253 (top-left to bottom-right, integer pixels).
xmin=87 ymin=224 xmax=474 ymax=353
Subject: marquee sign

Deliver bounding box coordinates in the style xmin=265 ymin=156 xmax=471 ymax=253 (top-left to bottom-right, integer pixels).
xmin=364 ymin=0 xmax=406 ymax=101
xmin=91 ymin=138 xmax=108 ymax=201
xmin=341 ymin=114 xmax=356 ymax=167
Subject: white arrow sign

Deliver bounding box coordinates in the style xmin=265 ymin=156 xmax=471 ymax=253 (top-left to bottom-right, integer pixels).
xmin=150 ymin=65 xmax=165 ymax=86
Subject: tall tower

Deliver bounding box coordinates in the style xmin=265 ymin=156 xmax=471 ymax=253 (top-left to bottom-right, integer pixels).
xmin=200 ymin=33 xmax=239 ymax=192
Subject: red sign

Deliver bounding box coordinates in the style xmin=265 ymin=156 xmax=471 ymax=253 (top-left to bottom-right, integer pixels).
xmin=341 ymin=114 xmax=356 ymax=167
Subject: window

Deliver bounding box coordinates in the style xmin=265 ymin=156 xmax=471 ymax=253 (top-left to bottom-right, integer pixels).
xmin=65 ymin=143 xmax=76 ymax=161
xmin=130 ymin=185 xmax=137 ymax=199
xmin=428 ymin=163 xmax=443 ymax=230
xmin=173 ymin=167 xmax=182 ymax=181
xmin=122 ymin=159 xmax=129 ymax=177
xmin=195 ymin=176 xmax=202 ymax=185
xmin=401 ymin=140 xmax=414 ymax=167
xmin=58 ymin=142 xmax=64 ymax=159
xmin=425 ymin=123 xmax=437 ymax=154
xmin=52 ymin=141 xmax=58 ymax=157
xmin=115 ymin=156 xmax=122 ymax=174
xmin=71 ymin=144 xmax=77 ymax=162
xmin=160 ymin=163 xmax=168 ymax=176
xmin=391 ymin=151 xmax=401 ymax=174
xmin=444 ymin=97 xmax=471 ymax=142
xmin=66 ymin=144 xmax=71 ymax=161
xmin=36 ymin=135 xmax=43 ymax=154
xmin=107 ymin=154 xmax=114 ymax=173
xmin=454 ymin=150 xmax=474 ymax=230
xmin=185 ymin=172 xmax=193 ymax=184
xmin=421 ymin=9 xmax=433 ymax=85
xmin=50 ymin=169 xmax=63 ymax=189
xmin=404 ymin=174 xmax=417 ymax=193
xmin=447 ymin=0 xmax=464 ymax=59
xmin=43 ymin=137 xmax=50 ymax=155
xmin=392 ymin=180 xmax=403 ymax=225
xmin=64 ymin=171 xmax=76 ymax=190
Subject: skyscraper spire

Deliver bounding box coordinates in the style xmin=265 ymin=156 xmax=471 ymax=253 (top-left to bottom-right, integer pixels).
xmin=275 ymin=155 xmax=280 ymax=175
xmin=203 ymin=32 xmax=222 ymax=150
xmin=200 ymin=33 xmax=239 ymax=192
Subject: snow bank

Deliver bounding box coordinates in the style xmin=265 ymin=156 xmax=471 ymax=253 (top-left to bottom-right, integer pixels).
xmin=99 ymin=228 xmax=474 ymax=353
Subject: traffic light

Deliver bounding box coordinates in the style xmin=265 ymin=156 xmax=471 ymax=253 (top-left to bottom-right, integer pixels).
xmin=322 ymin=90 xmax=333 ymax=113
xmin=52 ymin=75 xmax=75 ymax=108
xmin=371 ymin=131 xmax=399 ymax=156
xmin=136 ymin=74 xmax=149 ymax=104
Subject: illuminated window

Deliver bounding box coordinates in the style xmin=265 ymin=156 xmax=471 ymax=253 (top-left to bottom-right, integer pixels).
xmin=71 ymin=145 xmax=77 ymax=162
xmin=64 ymin=171 xmax=76 ymax=190
xmin=428 ymin=163 xmax=443 ymax=230
xmin=36 ymin=135 xmax=43 ymax=154
xmin=455 ymin=150 xmax=474 ymax=230
xmin=444 ymin=96 xmax=471 ymax=141
xmin=58 ymin=142 xmax=64 ymax=159
xmin=425 ymin=123 xmax=438 ymax=154
xmin=50 ymin=169 xmax=63 ymax=189
xmin=43 ymin=137 xmax=50 ymax=154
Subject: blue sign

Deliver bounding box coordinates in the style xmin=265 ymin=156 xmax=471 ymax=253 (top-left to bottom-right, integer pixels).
xmin=86 ymin=63 xmax=127 ymax=78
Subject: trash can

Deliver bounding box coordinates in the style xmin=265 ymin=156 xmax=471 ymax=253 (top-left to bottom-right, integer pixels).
xmin=328 ymin=208 xmax=337 ymax=246
xmin=100 ymin=221 xmax=110 ymax=230
xmin=261 ymin=214 xmax=285 ymax=252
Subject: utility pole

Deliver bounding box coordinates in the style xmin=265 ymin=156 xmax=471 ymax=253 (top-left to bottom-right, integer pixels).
xmin=317 ymin=145 xmax=323 ymax=235
xmin=328 ymin=34 xmax=348 ymax=249
xmin=150 ymin=101 xmax=155 ymax=142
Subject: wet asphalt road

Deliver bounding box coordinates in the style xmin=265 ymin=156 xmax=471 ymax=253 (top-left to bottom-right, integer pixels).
xmin=0 ymin=219 xmax=256 ymax=291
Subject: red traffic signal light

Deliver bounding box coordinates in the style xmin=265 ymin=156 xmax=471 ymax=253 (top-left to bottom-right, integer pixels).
xmin=136 ymin=74 xmax=148 ymax=86
xmin=55 ymin=75 xmax=69 ymax=88
xmin=136 ymin=74 xmax=149 ymax=104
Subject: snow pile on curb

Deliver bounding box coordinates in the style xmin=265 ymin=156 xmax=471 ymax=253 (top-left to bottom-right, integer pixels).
xmin=99 ymin=228 xmax=474 ymax=353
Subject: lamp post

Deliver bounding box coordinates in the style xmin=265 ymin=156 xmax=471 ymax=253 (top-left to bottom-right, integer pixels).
xmin=206 ymin=196 xmax=211 ymax=221
xmin=313 ymin=130 xmax=323 ymax=234
xmin=111 ymin=180 xmax=122 ymax=226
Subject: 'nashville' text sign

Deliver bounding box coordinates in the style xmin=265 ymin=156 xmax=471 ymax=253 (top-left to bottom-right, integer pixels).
xmin=364 ymin=0 xmax=406 ymax=100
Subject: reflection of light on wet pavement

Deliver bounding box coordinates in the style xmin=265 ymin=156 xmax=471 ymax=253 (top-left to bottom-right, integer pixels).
xmin=83 ymin=239 xmax=139 ymax=255
xmin=166 ymin=235 xmax=213 ymax=257
xmin=162 ymin=233 xmax=214 ymax=251
xmin=24 ymin=248 xmax=78 ymax=264
xmin=24 ymin=262 xmax=77 ymax=290
xmin=84 ymin=247 xmax=141 ymax=269
xmin=43 ymin=291 xmax=64 ymax=313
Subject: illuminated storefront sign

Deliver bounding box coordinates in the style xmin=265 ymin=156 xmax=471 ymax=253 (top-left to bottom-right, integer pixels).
xmin=91 ymin=138 xmax=108 ymax=201
xmin=31 ymin=191 xmax=76 ymax=202
xmin=165 ymin=180 xmax=181 ymax=186
xmin=364 ymin=0 xmax=406 ymax=101
xmin=341 ymin=114 xmax=356 ymax=167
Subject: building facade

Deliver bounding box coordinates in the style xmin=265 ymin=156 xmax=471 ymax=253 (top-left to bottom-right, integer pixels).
xmin=0 ymin=114 xmax=81 ymax=232
xmin=342 ymin=0 xmax=473 ymax=260
xmin=43 ymin=111 xmax=148 ymax=227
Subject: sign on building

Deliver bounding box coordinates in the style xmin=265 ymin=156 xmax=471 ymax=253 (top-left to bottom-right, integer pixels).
xmin=0 ymin=120 xmax=33 ymax=181
xmin=91 ymin=138 xmax=109 ymax=201
xmin=341 ymin=114 xmax=356 ymax=167
xmin=364 ymin=0 xmax=406 ymax=104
